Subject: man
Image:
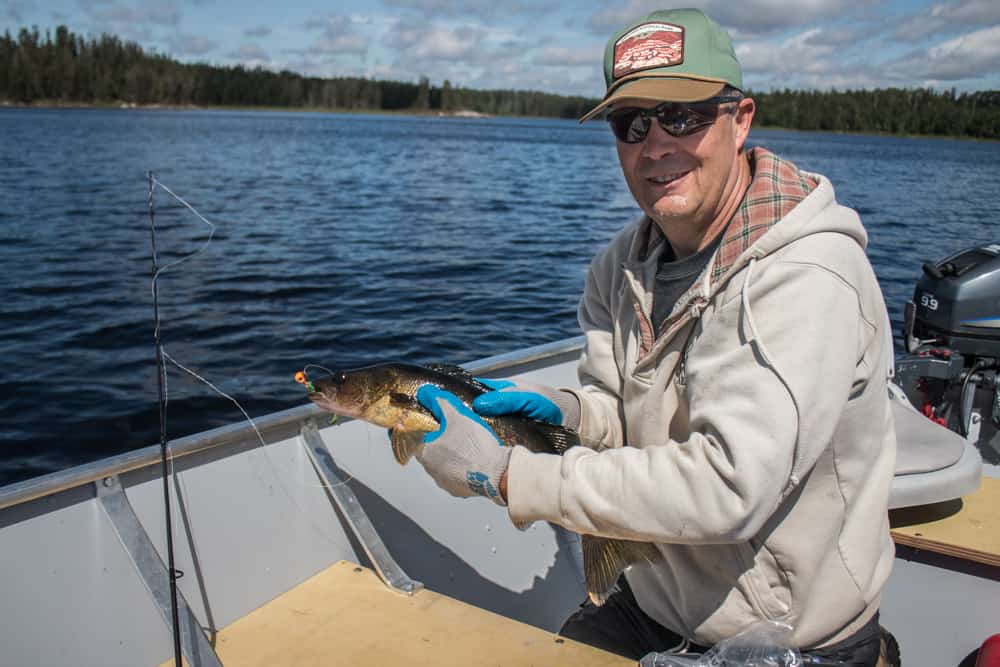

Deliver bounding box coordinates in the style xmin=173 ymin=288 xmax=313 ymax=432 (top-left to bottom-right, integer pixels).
xmin=412 ymin=8 xmax=897 ymax=666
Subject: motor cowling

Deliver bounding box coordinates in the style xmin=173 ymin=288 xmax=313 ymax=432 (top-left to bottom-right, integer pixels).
xmin=904 ymin=243 xmax=1000 ymax=357
xmin=897 ymin=243 xmax=1000 ymax=454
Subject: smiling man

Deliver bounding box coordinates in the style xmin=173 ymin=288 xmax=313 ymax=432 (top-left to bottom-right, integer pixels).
xmin=410 ymin=8 xmax=899 ymax=666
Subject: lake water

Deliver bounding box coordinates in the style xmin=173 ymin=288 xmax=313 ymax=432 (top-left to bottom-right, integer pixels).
xmin=1 ymin=108 xmax=998 ymax=485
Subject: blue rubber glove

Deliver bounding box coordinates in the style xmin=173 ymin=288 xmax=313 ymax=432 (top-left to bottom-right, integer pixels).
xmin=473 ymin=378 xmax=581 ymax=430
xmin=414 ymin=384 xmax=512 ymax=506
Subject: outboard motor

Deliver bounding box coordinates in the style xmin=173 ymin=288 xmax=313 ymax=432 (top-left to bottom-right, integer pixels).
xmin=895 ymin=243 xmax=1000 ymax=456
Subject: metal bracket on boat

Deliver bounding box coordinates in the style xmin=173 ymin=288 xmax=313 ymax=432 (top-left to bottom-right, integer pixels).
xmin=96 ymin=476 xmax=224 ymax=667
xmin=300 ymin=421 xmax=424 ymax=596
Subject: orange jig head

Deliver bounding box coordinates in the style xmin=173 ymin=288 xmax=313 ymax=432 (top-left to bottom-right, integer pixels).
xmin=294 ymin=370 xmax=315 ymax=392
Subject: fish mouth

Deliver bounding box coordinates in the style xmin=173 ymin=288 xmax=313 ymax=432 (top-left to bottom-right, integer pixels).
xmin=307 ymin=390 xmax=337 ymax=407
xmin=307 ymin=389 xmax=362 ymax=419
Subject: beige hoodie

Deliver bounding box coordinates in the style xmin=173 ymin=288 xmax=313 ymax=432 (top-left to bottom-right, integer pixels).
xmin=506 ymin=148 xmax=896 ymax=649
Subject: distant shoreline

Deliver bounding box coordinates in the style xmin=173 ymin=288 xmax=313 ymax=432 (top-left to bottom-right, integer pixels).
xmin=0 ymin=98 xmax=493 ymax=118
xmin=1 ymin=99 xmax=994 ymax=142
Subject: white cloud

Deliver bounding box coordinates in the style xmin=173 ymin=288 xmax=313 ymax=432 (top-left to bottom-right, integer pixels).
xmin=533 ymin=46 xmax=598 ymax=67
xmin=396 ymin=23 xmax=484 ymax=60
xmin=738 ymin=29 xmax=833 ymax=76
xmin=381 ymin=0 xmax=555 ymax=20
xmin=895 ymin=0 xmax=1000 ymax=41
xmin=228 ymin=42 xmax=270 ymax=63
xmin=735 ymin=27 xmax=890 ymax=91
xmin=889 ymin=24 xmax=1000 ymax=81
xmin=706 ymin=0 xmax=876 ymax=36
xmin=802 ymin=23 xmax=881 ymax=49
xmin=587 ymin=0 xmax=861 ymax=37
xmin=89 ymin=1 xmax=181 ymax=27
xmin=167 ymin=33 xmax=216 ymax=56
xmin=313 ymin=32 xmax=367 ymax=55
xmin=390 ymin=18 xmax=526 ymax=65
xmin=302 ymin=14 xmax=368 ymax=57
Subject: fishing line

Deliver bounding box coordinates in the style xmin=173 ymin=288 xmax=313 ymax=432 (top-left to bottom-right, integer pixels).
xmin=162 ymin=350 xmax=268 ymax=447
xmin=302 ymin=364 xmax=336 ymax=378
xmin=147 ymin=177 xmax=359 ymax=499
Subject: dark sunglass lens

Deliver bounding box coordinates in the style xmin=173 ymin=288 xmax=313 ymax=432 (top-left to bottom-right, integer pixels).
xmin=657 ymin=104 xmax=719 ymax=137
xmin=625 ymin=114 xmax=650 ymax=143
xmin=660 ymin=107 xmax=689 ymax=135
xmin=609 ymin=109 xmax=649 ymax=143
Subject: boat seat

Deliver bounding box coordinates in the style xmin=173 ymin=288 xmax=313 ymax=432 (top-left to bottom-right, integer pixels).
xmin=888 ymin=384 xmax=982 ymax=509
xmin=161 ymin=560 xmax=631 ymax=667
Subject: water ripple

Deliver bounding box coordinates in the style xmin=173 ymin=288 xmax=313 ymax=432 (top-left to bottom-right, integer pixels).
xmin=1 ymin=110 xmax=999 ymax=484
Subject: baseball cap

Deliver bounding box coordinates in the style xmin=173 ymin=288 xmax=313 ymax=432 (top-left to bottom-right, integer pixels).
xmin=579 ymin=8 xmax=742 ymax=122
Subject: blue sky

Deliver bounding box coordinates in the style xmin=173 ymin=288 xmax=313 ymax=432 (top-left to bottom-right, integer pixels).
xmin=3 ymin=0 xmax=999 ymax=97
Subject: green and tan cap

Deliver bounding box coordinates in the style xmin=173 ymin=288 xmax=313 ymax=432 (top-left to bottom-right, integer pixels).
xmin=579 ymin=8 xmax=742 ymax=122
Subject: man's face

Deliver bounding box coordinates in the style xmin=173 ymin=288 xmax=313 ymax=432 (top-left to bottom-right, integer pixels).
xmin=614 ymin=96 xmax=755 ymax=253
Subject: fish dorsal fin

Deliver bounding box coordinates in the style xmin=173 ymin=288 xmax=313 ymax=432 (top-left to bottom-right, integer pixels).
xmin=531 ymin=421 xmax=580 ymax=454
xmin=581 ymin=536 xmax=662 ymax=606
xmin=426 ymin=363 xmax=491 ymax=392
xmin=390 ymin=429 xmax=425 ymax=466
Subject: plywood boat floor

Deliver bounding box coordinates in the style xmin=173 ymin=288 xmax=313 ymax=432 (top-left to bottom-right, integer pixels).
xmin=159 ymin=560 xmax=631 ymax=667
xmin=889 ymin=476 xmax=1000 ymax=567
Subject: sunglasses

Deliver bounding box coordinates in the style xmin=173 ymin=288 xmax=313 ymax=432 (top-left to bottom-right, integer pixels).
xmin=606 ymin=96 xmax=744 ymax=143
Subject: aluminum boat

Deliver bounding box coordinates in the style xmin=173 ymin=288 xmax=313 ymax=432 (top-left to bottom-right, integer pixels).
xmin=0 ymin=334 xmax=997 ymax=666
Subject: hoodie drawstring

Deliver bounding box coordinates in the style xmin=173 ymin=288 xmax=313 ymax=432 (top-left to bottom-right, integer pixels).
xmin=740 ymin=257 xmax=773 ymax=366
xmin=741 ymin=257 xmax=802 ymax=493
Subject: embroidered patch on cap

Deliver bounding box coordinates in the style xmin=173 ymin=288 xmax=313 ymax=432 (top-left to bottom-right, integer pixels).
xmin=613 ymin=22 xmax=684 ymax=79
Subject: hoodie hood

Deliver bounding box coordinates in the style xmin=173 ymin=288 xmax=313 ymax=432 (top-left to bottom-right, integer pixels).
xmin=712 ymin=147 xmax=868 ymax=285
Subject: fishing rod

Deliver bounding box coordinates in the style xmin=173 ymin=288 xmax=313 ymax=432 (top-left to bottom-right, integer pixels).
xmin=148 ymin=171 xmax=183 ymax=667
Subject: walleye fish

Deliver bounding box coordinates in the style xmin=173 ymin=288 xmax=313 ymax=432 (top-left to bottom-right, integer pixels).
xmin=300 ymin=361 xmax=662 ymax=605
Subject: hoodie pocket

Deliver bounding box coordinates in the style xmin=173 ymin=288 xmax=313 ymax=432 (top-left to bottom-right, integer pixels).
xmin=737 ymin=540 xmax=791 ymax=620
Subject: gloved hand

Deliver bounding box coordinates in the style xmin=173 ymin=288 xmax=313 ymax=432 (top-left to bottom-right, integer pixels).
xmin=415 ymin=384 xmax=512 ymax=506
xmin=473 ymin=378 xmax=581 ymax=430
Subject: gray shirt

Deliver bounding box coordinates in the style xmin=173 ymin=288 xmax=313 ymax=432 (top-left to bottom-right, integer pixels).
xmin=652 ymin=231 xmax=725 ymax=334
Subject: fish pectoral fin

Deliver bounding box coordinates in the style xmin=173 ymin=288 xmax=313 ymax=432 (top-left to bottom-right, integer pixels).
xmin=390 ymin=429 xmax=425 ymax=466
xmin=582 ymin=535 xmax=661 ymax=606
xmin=532 ymin=421 xmax=580 ymax=454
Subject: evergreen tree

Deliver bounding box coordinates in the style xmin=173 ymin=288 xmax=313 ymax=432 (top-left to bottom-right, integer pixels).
xmin=0 ymin=23 xmax=998 ymax=136
xmin=414 ymin=75 xmax=430 ymax=110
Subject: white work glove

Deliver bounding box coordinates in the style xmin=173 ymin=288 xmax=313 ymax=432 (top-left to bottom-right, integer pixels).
xmin=415 ymin=384 xmax=512 ymax=506
xmin=472 ymin=378 xmax=581 ymax=430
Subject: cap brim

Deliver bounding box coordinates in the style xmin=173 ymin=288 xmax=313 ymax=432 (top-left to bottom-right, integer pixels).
xmin=578 ymin=77 xmax=727 ymax=122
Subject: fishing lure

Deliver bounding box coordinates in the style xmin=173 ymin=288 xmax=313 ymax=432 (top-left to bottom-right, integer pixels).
xmin=294 ymin=370 xmax=315 ymax=393
xmin=295 ymin=367 xmax=340 ymax=424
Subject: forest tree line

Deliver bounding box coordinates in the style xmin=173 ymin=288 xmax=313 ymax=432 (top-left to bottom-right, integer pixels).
xmin=2 ymin=25 xmax=999 ymax=138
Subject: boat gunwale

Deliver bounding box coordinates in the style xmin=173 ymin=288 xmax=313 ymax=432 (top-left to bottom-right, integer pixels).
xmin=0 ymin=337 xmax=585 ymax=512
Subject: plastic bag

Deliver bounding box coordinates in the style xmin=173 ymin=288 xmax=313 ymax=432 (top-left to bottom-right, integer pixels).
xmin=639 ymin=621 xmax=803 ymax=667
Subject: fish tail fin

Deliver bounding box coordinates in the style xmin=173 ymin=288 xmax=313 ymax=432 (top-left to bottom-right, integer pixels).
xmin=582 ymin=535 xmax=661 ymax=606
xmin=511 ymin=518 xmax=533 ymax=531
xmin=390 ymin=429 xmax=425 ymax=466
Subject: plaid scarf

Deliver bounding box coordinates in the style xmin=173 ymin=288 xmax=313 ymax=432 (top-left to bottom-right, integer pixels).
xmin=708 ymin=147 xmax=817 ymax=284
xmin=638 ymin=147 xmax=819 ymax=347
